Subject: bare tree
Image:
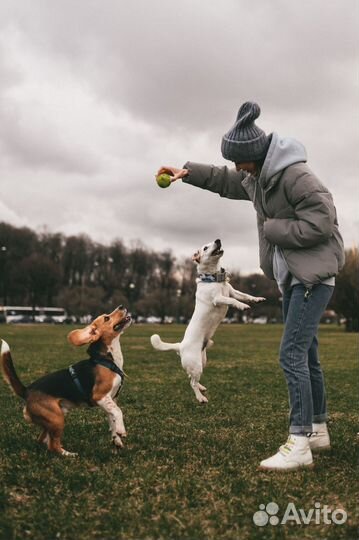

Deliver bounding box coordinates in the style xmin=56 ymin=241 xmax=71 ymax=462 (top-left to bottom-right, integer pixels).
xmin=332 ymin=247 xmax=359 ymax=332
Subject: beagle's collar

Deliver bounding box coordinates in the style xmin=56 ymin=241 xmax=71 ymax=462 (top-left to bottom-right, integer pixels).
xmin=197 ymin=268 xmax=229 ymax=283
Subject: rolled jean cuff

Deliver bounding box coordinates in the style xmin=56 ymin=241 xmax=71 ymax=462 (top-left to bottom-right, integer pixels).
xmin=290 ymin=425 xmax=313 ymax=435
xmin=313 ymin=413 xmax=328 ymax=423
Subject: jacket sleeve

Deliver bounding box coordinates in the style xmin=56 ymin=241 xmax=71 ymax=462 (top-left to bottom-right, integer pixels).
xmin=182 ymin=161 xmax=250 ymax=200
xmin=263 ymin=170 xmax=336 ymax=249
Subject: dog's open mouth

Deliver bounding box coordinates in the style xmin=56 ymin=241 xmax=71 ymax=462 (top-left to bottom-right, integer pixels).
xmin=113 ymin=316 xmax=132 ymax=332
xmin=211 ymin=239 xmax=223 ymax=257
xmin=212 ymin=247 xmax=224 ymax=256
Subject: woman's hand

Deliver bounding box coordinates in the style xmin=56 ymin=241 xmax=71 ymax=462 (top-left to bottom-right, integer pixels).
xmin=156 ymin=166 xmax=189 ymax=182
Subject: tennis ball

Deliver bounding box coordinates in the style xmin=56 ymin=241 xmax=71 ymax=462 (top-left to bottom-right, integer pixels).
xmin=156 ymin=173 xmax=172 ymax=188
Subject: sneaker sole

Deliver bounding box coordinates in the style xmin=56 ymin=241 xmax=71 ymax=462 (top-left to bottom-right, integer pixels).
xmin=258 ymin=462 xmax=314 ymax=472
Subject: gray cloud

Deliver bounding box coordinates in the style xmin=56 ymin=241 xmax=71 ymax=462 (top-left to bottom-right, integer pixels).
xmin=1 ymin=1 xmax=356 ymax=126
xmin=0 ymin=105 xmax=100 ymax=175
xmin=0 ymin=0 xmax=357 ymax=273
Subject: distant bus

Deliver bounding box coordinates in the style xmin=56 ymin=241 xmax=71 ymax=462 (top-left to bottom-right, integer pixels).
xmin=0 ymin=306 xmax=67 ymax=324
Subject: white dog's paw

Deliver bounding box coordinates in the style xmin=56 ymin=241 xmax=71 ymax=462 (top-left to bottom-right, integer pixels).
xmin=198 ymin=383 xmax=207 ymax=392
xmin=112 ymin=434 xmax=125 ymax=448
xmin=252 ymin=296 xmax=266 ymax=303
xmin=196 ymin=394 xmax=208 ymax=404
xmin=236 ymin=301 xmax=250 ymax=311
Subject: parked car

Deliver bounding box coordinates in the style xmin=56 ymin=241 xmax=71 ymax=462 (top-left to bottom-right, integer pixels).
xmin=146 ymin=316 xmax=162 ymax=324
xmin=253 ymin=316 xmax=268 ymax=324
xmin=0 ymin=306 xmax=67 ymax=324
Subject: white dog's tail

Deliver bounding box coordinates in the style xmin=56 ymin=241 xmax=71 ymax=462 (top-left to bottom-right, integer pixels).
xmin=150 ymin=334 xmax=181 ymax=353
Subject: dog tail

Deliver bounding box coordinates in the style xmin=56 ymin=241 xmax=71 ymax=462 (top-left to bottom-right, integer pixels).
xmin=0 ymin=340 xmax=27 ymax=399
xmin=150 ymin=334 xmax=181 ymax=353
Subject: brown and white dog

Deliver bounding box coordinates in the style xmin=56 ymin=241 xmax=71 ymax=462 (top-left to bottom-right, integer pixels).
xmin=0 ymin=306 xmax=131 ymax=456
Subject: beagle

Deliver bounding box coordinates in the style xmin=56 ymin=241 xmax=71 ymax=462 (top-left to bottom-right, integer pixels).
xmin=0 ymin=306 xmax=131 ymax=456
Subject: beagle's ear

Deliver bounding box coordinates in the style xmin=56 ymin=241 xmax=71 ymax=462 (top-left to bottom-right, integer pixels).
xmin=67 ymin=325 xmax=100 ymax=346
xmin=192 ymin=251 xmax=200 ymax=263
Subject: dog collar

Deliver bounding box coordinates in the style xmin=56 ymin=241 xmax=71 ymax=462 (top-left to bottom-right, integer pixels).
xmin=198 ymin=268 xmax=229 ymax=283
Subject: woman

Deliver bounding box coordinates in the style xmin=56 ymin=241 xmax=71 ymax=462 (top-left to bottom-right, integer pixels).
xmin=157 ymin=101 xmax=345 ymax=471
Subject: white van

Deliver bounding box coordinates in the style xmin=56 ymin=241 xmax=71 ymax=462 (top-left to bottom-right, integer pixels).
xmin=0 ymin=306 xmax=67 ymax=324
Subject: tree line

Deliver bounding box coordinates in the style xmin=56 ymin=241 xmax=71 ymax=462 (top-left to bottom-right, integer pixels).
xmin=0 ymin=222 xmax=358 ymax=330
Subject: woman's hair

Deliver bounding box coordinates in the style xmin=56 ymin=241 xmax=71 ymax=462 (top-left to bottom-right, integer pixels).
xmin=255 ymin=158 xmax=265 ymax=169
xmin=255 ymin=133 xmax=272 ymax=173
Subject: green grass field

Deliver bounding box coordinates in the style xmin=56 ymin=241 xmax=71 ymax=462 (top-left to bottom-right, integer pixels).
xmin=0 ymin=323 xmax=358 ymax=540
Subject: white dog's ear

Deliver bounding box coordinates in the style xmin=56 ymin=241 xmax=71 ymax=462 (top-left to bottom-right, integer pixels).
xmin=192 ymin=251 xmax=200 ymax=263
xmin=67 ymin=325 xmax=100 ymax=346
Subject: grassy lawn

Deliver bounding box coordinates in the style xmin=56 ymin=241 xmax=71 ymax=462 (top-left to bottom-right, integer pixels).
xmin=0 ymin=323 xmax=358 ymax=540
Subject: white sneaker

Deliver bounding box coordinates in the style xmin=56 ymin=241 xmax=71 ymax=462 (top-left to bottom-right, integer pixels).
xmin=259 ymin=434 xmax=314 ymax=471
xmin=309 ymin=423 xmax=331 ymax=452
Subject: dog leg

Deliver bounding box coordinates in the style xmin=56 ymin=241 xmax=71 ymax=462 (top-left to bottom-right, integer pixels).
xmin=190 ymin=377 xmax=208 ymax=403
xmin=228 ymin=285 xmax=266 ymax=303
xmin=47 ymin=432 xmax=77 ymax=457
xmin=27 ymin=396 xmax=77 ymax=456
xmin=37 ymin=429 xmax=49 ymax=445
xmin=200 ymin=351 xmax=208 ymax=391
xmin=213 ymin=294 xmax=250 ymax=311
xmin=182 ymin=355 xmax=208 ymax=403
xmin=45 ymin=421 xmax=76 ymax=457
xmin=201 ymin=348 xmax=207 ymax=369
xmin=97 ymin=394 xmax=126 ymax=447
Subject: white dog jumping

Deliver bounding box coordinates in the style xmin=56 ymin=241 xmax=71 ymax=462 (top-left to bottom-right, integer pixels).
xmin=151 ymin=239 xmax=265 ymax=403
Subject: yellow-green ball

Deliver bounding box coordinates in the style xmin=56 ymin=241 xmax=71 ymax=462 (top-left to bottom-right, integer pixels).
xmin=156 ymin=173 xmax=172 ymax=188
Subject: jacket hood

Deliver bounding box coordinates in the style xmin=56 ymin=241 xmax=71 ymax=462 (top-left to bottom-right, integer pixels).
xmin=259 ymin=132 xmax=307 ymax=189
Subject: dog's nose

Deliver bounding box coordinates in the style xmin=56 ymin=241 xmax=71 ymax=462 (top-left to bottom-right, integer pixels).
xmin=215 ymin=239 xmax=221 ymax=245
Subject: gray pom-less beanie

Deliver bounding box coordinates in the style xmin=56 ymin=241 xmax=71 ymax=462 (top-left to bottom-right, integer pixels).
xmin=221 ymin=102 xmax=270 ymax=162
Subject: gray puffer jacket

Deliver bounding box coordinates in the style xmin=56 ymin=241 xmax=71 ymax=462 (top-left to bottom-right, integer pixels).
xmin=183 ymin=132 xmax=345 ymax=288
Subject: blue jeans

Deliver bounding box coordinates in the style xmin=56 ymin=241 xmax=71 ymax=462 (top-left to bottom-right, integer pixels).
xmin=280 ymin=283 xmax=334 ymax=435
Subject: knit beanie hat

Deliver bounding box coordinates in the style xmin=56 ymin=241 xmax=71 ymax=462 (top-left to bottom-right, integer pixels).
xmin=221 ymin=102 xmax=270 ymax=162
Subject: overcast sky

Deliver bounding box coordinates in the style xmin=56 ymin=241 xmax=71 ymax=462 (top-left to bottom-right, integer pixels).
xmin=0 ymin=0 xmax=358 ymax=273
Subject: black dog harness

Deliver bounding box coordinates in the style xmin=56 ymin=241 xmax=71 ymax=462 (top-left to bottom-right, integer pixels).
xmin=68 ymin=357 xmax=125 ymax=405
xmin=91 ymin=357 xmax=125 ymax=381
